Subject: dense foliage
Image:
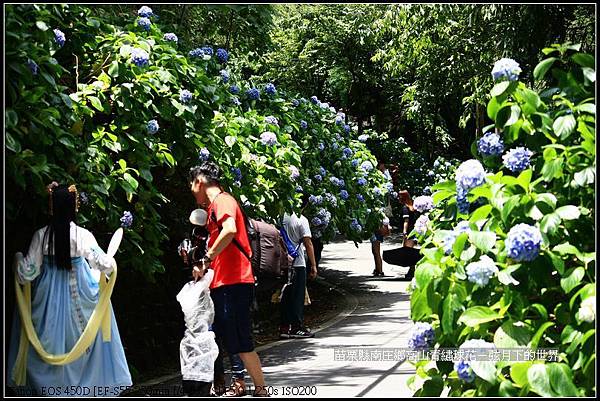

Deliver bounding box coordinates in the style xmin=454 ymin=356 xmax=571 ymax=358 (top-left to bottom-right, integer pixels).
xmin=405 ymin=47 xmax=595 ymax=396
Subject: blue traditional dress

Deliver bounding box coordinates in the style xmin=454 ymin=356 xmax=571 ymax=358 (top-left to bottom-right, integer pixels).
xmin=7 ymin=222 xmax=132 ymax=396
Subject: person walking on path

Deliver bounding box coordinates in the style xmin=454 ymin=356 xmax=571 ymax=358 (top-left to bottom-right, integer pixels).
xmin=371 ymin=161 xmax=393 ymax=276
xmin=279 ymin=196 xmax=318 ymax=339
xmin=188 ymin=162 xmax=269 ymax=397
xmin=398 ymin=190 xmax=419 ymax=280
xmin=7 ymin=183 xmax=132 ymax=396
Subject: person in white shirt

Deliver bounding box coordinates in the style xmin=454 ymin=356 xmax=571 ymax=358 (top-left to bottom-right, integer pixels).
xmin=279 ymin=196 xmax=318 ymax=339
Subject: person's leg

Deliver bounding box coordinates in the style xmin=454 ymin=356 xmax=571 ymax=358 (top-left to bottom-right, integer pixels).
xmin=293 ymin=266 xmax=307 ymax=330
xmin=223 ymin=353 xmax=246 ymax=397
xmin=313 ymin=237 xmax=324 ymax=266
xmin=182 ymin=380 xmax=212 ymax=397
xmin=371 ymin=239 xmax=383 ymax=274
xmin=210 ymin=291 xmax=227 ymax=395
xmin=238 ymin=352 xmax=267 ymax=395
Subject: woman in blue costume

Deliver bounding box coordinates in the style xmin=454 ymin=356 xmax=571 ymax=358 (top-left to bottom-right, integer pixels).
xmin=7 ymin=183 xmax=132 ymax=396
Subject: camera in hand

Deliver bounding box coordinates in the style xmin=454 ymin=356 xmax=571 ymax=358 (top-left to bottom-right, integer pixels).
xmin=178 ymin=209 xmax=209 ymax=269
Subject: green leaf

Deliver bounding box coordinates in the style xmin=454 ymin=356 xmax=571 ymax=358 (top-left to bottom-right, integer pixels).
xmin=516 ymin=169 xmax=532 ymax=191
xmin=529 ymin=322 xmax=555 ymax=350
xmin=487 ymin=96 xmax=502 ymax=120
xmin=470 ymin=359 xmax=497 ymax=384
xmin=108 ymin=61 xmax=120 ymax=77
xmin=41 ymin=71 xmax=56 ymax=87
xmin=541 ymin=158 xmax=563 ymax=182
xmin=468 ymin=231 xmax=496 ymax=253
xmin=560 ymin=267 xmax=585 ymax=294
xmin=582 ymin=67 xmax=595 ymax=83
xmin=504 ymin=105 xmax=521 ymax=127
xmin=494 ymin=320 xmax=531 ymax=348
xmin=498 ymin=380 xmax=519 ymax=396
xmin=88 ymin=96 xmax=104 ymax=112
xmin=123 ymin=172 xmax=139 ymax=191
xmin=571 ymin=53 xmax=595 ymax=69
xmin=140 ymin=169 xmax=153 ymax=182
xmin=510 ymin=361 xmax=533 ymax=387
xmin=491 ymin=81 xmax=511 ymax=97
xmin=6 ymin=132 xmax=21 ymax=153
xmin=547 ymin=363 xmax=578 ymax=396
xmin=540 ymin=212 xmax=560 ymax=235
xmin=458 ymin=306 xmax=502 ymax=326
xmin=470 ymin=204 xmax=493 ymax=223
xmin=546 ymin=251 xmax=565 ymax=275
xmin=225 ymin=135 xmax=237 ymax=147
xmin=6 ymin=109 xmax=18 ymax=128
xmin=415 ymin=262 xmax=442 ymax=290
xmin=573 ymin=167 xmax=595 ymax=187
xmin=527 ymin=364 xmax=556 ymax=397
xmin=501 ymin=195 xmax=520 ymax=223
xmin=553 ymin=115 xmax=576 ymax=139
xmin=498 ymin=264 xmax=521 ymax=286
xmin=452 ymin=232 xmax=468 ymax=258
xmin=534 ymin=57 xmax=557 ymax=81
xmin=534 ymin=193 xmax=557 ymax=213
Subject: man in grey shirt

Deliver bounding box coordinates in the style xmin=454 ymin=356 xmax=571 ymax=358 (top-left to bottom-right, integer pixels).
xmin=280 ymin=197 xmax=318 ymax=339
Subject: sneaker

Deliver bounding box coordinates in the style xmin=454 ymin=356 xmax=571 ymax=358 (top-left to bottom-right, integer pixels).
xmin=289 ymin=326 xmax=315 ymax=338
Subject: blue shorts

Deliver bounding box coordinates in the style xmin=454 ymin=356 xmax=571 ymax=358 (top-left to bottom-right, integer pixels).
xmin=210 ymin=283 xmax=255 ymax=355
xmin=370 ymin=232 xmax=384 ymax=243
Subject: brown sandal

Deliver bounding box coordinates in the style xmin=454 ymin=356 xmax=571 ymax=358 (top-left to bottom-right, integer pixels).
xmin=223 ymin=378 xmax=246 ymax=397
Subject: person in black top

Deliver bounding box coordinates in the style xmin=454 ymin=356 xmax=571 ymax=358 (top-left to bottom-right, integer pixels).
xmin=398 ymin=190 xmax=419 ymax=278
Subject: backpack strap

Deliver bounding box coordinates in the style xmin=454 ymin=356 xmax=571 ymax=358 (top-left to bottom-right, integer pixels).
xmin=210 ymin=208 xmax=252 ymax=262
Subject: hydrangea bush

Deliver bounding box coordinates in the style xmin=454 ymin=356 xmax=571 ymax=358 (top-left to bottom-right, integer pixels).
xmin=406 ymin=46 xmax=595 ymax=396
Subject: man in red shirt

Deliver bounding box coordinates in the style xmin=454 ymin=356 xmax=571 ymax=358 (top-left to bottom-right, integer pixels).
xmin=188 ymin=162 xmax=268 ymax=397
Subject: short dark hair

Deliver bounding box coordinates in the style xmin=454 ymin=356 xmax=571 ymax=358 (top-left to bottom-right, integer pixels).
xmin=189 ymin=161 xmax=221 ymax=185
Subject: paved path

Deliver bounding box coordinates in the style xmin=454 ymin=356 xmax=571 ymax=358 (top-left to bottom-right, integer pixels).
xmin=124 ymin=236 xmax=416 ymax=397
xmin=260 ymin=236 xmax=415 ymax=398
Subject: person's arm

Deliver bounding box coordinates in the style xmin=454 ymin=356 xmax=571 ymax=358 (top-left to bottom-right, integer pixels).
xmin=193 ymin=216 xmax=237 ymax=281
xmin=15 ymin=230 xmax=44 ymax=283
xmin=402 ymin=217 xmax=410 ymax=246
xmin=81 ymin=229 xmax=117 ymax=274
xmin=303 ymin=237 xmax=317 ymax=280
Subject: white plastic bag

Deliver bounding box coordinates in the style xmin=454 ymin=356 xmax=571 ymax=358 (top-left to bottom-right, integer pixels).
xmin=176 ymin=270 xmax=219 ymax=382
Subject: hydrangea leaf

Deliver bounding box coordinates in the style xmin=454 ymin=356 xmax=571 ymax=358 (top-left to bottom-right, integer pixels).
xmin=458 ymin=306 xmax=502 ymax=326
xmin=527 ymin=363 xmax=557 ymax=397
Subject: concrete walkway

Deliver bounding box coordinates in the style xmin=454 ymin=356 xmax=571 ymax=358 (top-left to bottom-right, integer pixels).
xmin=123 ymin=236 xmax=416 ymax=397
xmin=260 ymin=236 xmax=415 ymax=398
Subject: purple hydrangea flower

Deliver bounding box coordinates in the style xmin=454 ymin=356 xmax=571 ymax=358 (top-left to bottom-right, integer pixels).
xmin=147 ymin=119 xmax=159 ymax=134
xmin=53 ymin=29 xmax=66 ymax=47
xmin=189 ymin=48 xmax=204 ymax=58
xmin=357 ymin=177 xmax=367 ymax=186
xmin=26 ymin=59 xmax=39 ymax=75
xmin=137 ymin=17 xmax=151 ymax=31
xmin=456 ymin=159 xmax=486 ymax=191
xmin=200 ymin=46 xmax=213 ymax=56
xmin=246 ymin=88 xmax=260 ymax=100
xmin=265 ymin=116 xmax=279 ymax=126
xmin=120 ymin=211 xmax=133 ymax=228
xmin=492 ymin=58 xmax=522 ymax=81
xmin=466 ymin=255 xmax=499 ymax=286
xmin=343 ymin=147 xmax=353 ymax=157
xmin=309 ymin=195 xmax=323 ymax=205
xmin=456 ymin=185 xmax=470 ymax=214
xmin=326 ymin=193 xmax=338 ymax=207
xmin=414 ymin=215 xmax=430 ymax=235
xmin=220 ymin=69 xmax=230 ymax=83
xmin=478 ymin=131 xmax=504 ymax=157
xmin=131 ymin=48 xmax=150 ymax=67
xmin=340 ymin=190 xmax=349 ymax=200
xmin=344 ymin=124 xmax=351 ymax=133
xmin=199 ymin=147 xmax=210 ymax=161
xmin=329 ymin=176 xmax=340 ymax=186
xmin=265 ymin=83 xmax=276 ymax=95
xmin=502 ymin=147 xmax=533 ymax=173
xmin=260 ymin=131 xmax=278 ymax=146
xmin=300 ymin=120 xmax=308 ymax=129
xmin=289 ymin=166 xmax=300 ymax=180
xmin=231 ymin=167 xmax=242 ymax=182
xmin=351 ymin=159 xmax=360 ymax=168
xmin=506 ymin=223 xmax=543 ymax=262
xmin=331 ymin=142 xmax=339 ymax=150
xmin=229 ymin=85 xmax=240 ymax=94
xmin=163 ymin=33 xmax=178 ymax=43
xmin=350 ymin=218 xmax=362 ymax=232
xmin=138 ymin=6 xmax=153 ymax=17
xmin=216 ymin=48 xmax=229 ymax=63
xmin=311 ymin=217 xmax=322 ymax=226
xmin=335 ymin=116 xmax=344 ymax=125
xmin=407 ymin=322 xmax=435 ymax=349
xmin=373 ymin=187 xmax=382 ymax=196
xmin=413 ymin=195 xmax=434 ymax=213
xmin=357 ymin=194 xmax=364 ymax=202
xmin=179 ymin=89 xmax=193 ymax=103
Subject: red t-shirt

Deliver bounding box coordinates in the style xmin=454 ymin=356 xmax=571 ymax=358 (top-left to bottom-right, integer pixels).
xmin=206 ymin=192 xmax=254 ymax=289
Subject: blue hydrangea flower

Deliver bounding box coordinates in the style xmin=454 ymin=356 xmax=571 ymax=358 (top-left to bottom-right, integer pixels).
xmin=357 ymin=194 xmax=365 ymax=202
xmin=147 ymin=119 xmax=159 ymax=134
xmin=260 ymin=131 xmax=277 ymax=146
xmin=310 ymin=96 xmax=319 ymax=104
xmin=216 ymin=48 xmax=229 ymax=63
xmin=456 ymin=185 xmax=470 ymax=214
xmin=230 ymin=167 xmax=242 ymax=183
xmin=506 ymin=223 xmax=543 ymax=262
xmin=319 ymin=167 xmax=327 ymax=176
xmin=220 ymin=69 xmax=230 ymax=83
xmin=407 ymin=322 xmax=435 ymax=349
xmin=492 ymin=58 xmax=522 ymax=81
xmin=360 ymin=161 xmax=374 ymax=172
xmin=329 ymin=176 xmax=340 ymax=186
xmin=246 ymin=88 xmax=260 ymax=100
xmin=188 ymin=48 xmax=204 ymax=58
xmin=200 ymin=46 xmax=213 ymax=56
xmin=350 ymin=218 xmax=362 ymax=232
xmin=331 ymin=142 xmax=339 ymax=150
xmin=320 ymin=102 xmax=329 ymax=109
xmin=229 ymin=85 xmax=240 ymax=94
xmin=335 ymin=116 xmax=344 ymax=125
xmin=309 ymin=195 xmax=323 ymax=205
xmin=53 ymin=29 xmax=66 ymax=47
xmin=466 ymin=255 xmax=499 ymax=286
xmin=373 ymin=187 xmax=382 ymax=196
xmin=318 ymin=143 xmax=325 ymax=151
xmin=358 ymin=134 xmax=369 ymax=142
xmin=433 ymin=160 xmax=440 ymax=168
xmin=265 ymin=83 xmax=276 ymax=95
xmin=79 ymin=192 xmax=89 ymax=205
xmin=163 ymin=33 xmax=178 ymax=43
xmin=413 ymin=195 xmax=434 ymax=213
xmin=351 ymin=159 xmax=360 ymax=168
xmin=357 ymin=177 xmax=367 ymax=186
xmin=138 ymin=6 xmax=153 ymax=17
xmin=314 ymin=174 xmax=322 ymax=182
xmin=231 ymin=97 xmax=241 ymax=106
xmin=199 ymin=147 xmax=210 ymax=161
xmin=478 ymin=131 xmax=504 ymax=157
xmin=131 ymin=48 xmax=150 ymax=67
xmin=311 ymin=217 xmax=322 ymax=226
xmin=338 ymin=179 xmax=346 ymax=188
xmin=455 ymin=361 xmax=475 ymax=383
xmin=455 ymin=159 xmax=486 ymax=191
xmin=289 ymin=166 xmax=300 ymax=180
xmin=385 ymin=182 xmax=394 ymax=193
xmin=120 ymin=211 xmax=133 ymax=228
xmin=344 ymin=124 xmax=351 ymax=133
xmin=137 ymin=17 xmax=151 ymax=31
xmin=414 ymin=215 xmax=430 ymax=235
xmin=26 ymin=59 xmax=39 ymax=75
xmin=295 ymin=185 xmax=303 ymax=193
xmin=502 ymin=147 xmax=533 ymax=173
xmin=343 ymin=147 xmax=353 ymax=157
xmin=179 ymin=89 xmax=193 ymax=103
xmin=265 ymin=116 xmax=279 ymax=126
